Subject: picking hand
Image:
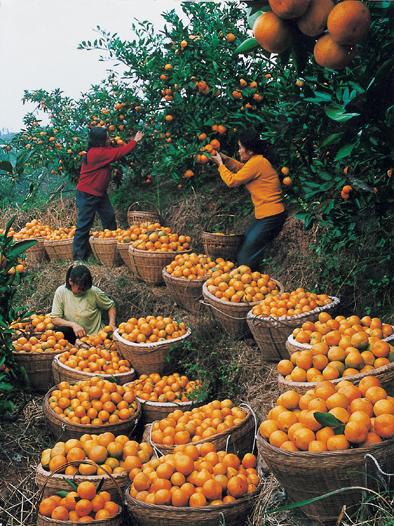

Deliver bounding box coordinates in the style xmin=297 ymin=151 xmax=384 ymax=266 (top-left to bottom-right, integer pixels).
xmin=211 ymin=152 xmax=223 ymax=166
xmin=133 ymin=131 xmax=144 ymax=143
xmin=72 ymin=323 xmax=86 ymax=338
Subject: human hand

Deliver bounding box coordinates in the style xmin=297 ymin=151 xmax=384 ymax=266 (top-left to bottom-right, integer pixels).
xmin=133 ymin=131 xmax=144 ymax=143
xmin=211 ymin=152 xmax=223 ymax=166
xmin=72 ymin=323 xmax=86 ymax=338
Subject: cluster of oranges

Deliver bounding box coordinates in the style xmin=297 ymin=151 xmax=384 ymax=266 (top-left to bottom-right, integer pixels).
xmin=128 ymin=373 xmax=202 ymax=403
xmin=48 ymin=378 xmax=138 ymax=426
xmin=91 ymin=228 xmax=126 ymax=239
xmin=151 ymin=400 xmax=248 ymax=446
xmin=11 ymin=314 xmax=55 ymax=334
xmin=278 ymin=337 xmax=393 ymax=383
xmin=198 ymin=137 xmax=222 ymax=158
xmin=59 ymin=347 xmax=132 ymax=375
xmin=165 ymin=253 xmax=234 ymax=280
xmin=251 ymin=289 xmax=332 ymax=318
xmin=39 ymin=481 xmax=121 ymax=522
xmin=292 ymin=312 xmax=393 ymax=345
xmin=41 ymin=432 xmax=154 ymax=477
xmin=0 ymin=227 xmax=16 ymax=237
xmin=133 ymin=227 xmax=192 ymax=252
xmin=78 ymin=326 xmax=116 ymax=350
xmin=13 ymin=219 xmax=52 ymax=240
xmin=117 ymin=316 xmax=188 ymax=344
xmin=47 ymin=226 xmax=76 ymax=240
xmin=205 ymin=265 xmax=279 ymax=303
xmin=116 ymin=223 xmax=161 ymax=244
xmin=259 ymin=377 xmax=394 ymax=452
xmin=13 ymin=330 xmax=71 ymax=353
xmin=129 ymin=443 xmax=260 ymax=507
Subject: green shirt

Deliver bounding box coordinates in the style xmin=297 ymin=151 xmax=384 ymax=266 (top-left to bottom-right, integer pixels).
xmin=51 ymin=284 xmax=115 ymax=335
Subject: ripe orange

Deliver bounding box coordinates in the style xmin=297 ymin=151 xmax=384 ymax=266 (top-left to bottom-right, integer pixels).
xmin=344 ymin=421 xmax=368 ymax=444
xmin=227 ymin=475 xmax=248 ymax=498
xmin=253 ymin=12 xmax=291 ymax=54
xmin=374 ymin=414 xmax=394 ymax=439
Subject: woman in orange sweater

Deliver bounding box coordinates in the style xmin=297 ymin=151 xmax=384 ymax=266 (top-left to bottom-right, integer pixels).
xmin=212 ymin=129 xmax=286 ymax=270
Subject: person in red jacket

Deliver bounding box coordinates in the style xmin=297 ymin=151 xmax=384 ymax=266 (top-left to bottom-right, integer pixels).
xmin=73 ymin=126 xmax=143 ymax=261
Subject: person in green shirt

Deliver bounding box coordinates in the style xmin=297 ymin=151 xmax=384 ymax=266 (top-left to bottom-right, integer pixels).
xmin=51 ymin=265 xmax=116 ymax=343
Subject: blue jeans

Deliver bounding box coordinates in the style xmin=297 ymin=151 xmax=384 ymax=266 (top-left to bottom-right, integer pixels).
xmin=73 ymin=190 xmax=117 ymax=260
xmin=237 ymin=212 xmax=286 ymax=270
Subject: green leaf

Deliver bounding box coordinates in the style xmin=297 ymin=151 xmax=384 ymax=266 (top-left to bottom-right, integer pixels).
xmin=235 ymin=38 xmax=259 ymax=55
xmin=325 ymin=105 xmax=360 ymax=122
xmin=321 ymin=132 xmax=344 ymax=148
xmin=334 ymin=143 xmax=355 ymax=161
xmin=314 ymin=412 xmax=344 ymax=434
xmin=96 ymin=477 xmax=105 ymax=493
xmin=0 ymin=382 xmax=13 ymax=393
xmin=56 ymin=490 xmax=69 ymax=498
xmin=0 ymin=161 xmax=13 ymax=173
xmin=64 ymin=478 xmax=78 ymax=491
xmin=6 ymin=239 xmax=38 ymax=259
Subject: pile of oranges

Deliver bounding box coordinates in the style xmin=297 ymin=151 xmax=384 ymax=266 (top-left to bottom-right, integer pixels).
xmin=11 ymin=314 xmax=55 ymax=334
xmin=128 ymin=373 xmax=202 ymax=403
xmin=205 ymin=265 xmax=279 ymax=303
xmin=278 ymin=337 xmax=393 ymax=383
xmin=58 ymin=347 xmax=132 ymax=375
xmin=48 ymin=378 xmax=138 ymax=426
xmin=259 ymin=378 xmax=394 ymax=452
xmin=151 ymin=400 xmax=248 ymax=446
xmin=79 ymin=326 xmax=116 ymax=350
xmin=39 ymin=481 xmax=121 ymax=522
xmin=40 ymin=432 xmax=154 ymax=477
xmin=291 ymin=312 xmax=393 ymax=346
xmin=13 ymin=330 xmax=72 ymax=353
xmin=165 ymin=253 xmax=234 ymax=280
xmin=91 ymin=228 xmax=128 ymax=239
xmin=117 ymin=316 xmax=188 ymax=344
xmin=133 ymin=227 xmax=192 ymax=252
xmin=117 ymin=223 xmax=162 ymax=244
xmin=129 ymin=443 xmax=260 ymax=507
xmin=13 ymin=219 xmax=52 ymax=240
xmin=47 ymin=226 xmax=76 ymax=240
xmin=251 ymin=289 xmax=333 ymax=318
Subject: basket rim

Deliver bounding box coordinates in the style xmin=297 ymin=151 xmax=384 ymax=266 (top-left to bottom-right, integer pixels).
xmin=202 ymin=231 xmax=244 ymax=238
xmin=53 ymin=354 xmax=135 ymax=378
xmin=37 ymin=510 xmax=123 ymax=524
xmin=202 ymin=280 xmax=283 ymax=308
xmin=12 ymin=349 xmax=64 ymax=357
xmin=43 ymin=238 xmax=74 ymax=246
xmin=134 ymin=396 xmax=196 ymax=408
xmin=44 ymin=385 xmax=141 ymax=429
xmin=113 ymin=327 xmax=191 ymax=349
xmin=36 ymin=461 xmax=129 ymax=483
xmin=126 ymin=479 xmax=261 ymax=512
xmin=162 ymin=268 xmax=206 ymax=285
xmin=129 ymin=246 xmax=193 ymax=256
xmin=150 ymin=406 xmax=253 ymax=448
xmin=257 ymin=432 xmax=394 ymax=459
xmin=277 ymin=360 xmax=394 ymax=389
xmin=287 ymin=326 xmax=394 ymax=349
xmin=89 ymin=236 xmax=118 ymax=244
xmin=246 ymin=296 xmax=340 ymax=323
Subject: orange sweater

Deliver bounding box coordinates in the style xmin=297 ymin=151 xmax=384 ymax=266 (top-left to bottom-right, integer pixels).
xmin=218 ymin=155 xmax=284 ymax=219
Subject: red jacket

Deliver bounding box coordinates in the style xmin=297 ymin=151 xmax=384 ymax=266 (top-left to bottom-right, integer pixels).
xmin=77 ymin=140 xmax=137 ymax=196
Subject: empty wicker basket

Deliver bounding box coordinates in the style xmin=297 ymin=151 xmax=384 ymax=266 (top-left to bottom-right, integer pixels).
xmin=247 ymin=296 xmax=340 ymax=362
xmin=129 ymin=247 xmax=192 ymax=285
xmin=113 ymin=328 xmax=191 ymax=375
xmin=202 ymin=232 xmax=243 ymax=261
xmin=44 ymin=239 xmax=73 ymax=261
xmin=89 ymin=237 xmax=122 ymax=267
xmin=127 ymin=201 xmax=161 ymax=226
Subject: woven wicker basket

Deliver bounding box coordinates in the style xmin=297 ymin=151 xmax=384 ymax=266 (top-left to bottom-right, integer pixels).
xmin=25 ymin=237 xmax=48 ymax=266
xmin=127 ymin=202 xmax=161 ymax=226
xmin=125 ymin=482 xmax=260 ymax=526
xmin=286 ymin=327 xmax=394 ymax=356
xmin=35 ymin=462 xmax=129 ymax=501
xmin=278 ymin=361 xmax=394 ymax=395
xmin=146 ymin=405 xmax=256 ymax=458
xmin=43 ymin=386 xmax=141 ymax=440
xmin=43 ymin=239 xmax=73 ymax=261
xmin=162 ymin=269 xmax=204 ymax=313
xmin=247 ymin=296 xmax=340 ymax=362
xmin=202 ymin=280 xmax=284 ymax=339
xmin=135 ymin=397 xmax=199 ymax=425
xmin=12 ymin=350 xmax=61 ymax=392
xmin=129 ymin=247 xmax=192 ymax=285
xmin=117 ymin=242 xmax=136 ymax=274
xmin=89 ymin=237 xmax=122 ymax=268
xmin=202 ymin=232 xmax=243 ymax=261
xmin=113 ymin=329 xmax=191 ymax=376
xmin=36 ymin=460 xmax=124 ymax=526
xmin=257 ymin=433 xmax=394 ymax=524
xmin=52 ymin=355 xmax=136 ymax=386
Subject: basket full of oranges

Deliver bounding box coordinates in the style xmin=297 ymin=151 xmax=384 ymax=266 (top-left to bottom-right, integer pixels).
xmin=202 ymin=265 xmax=283 ymax=338
xmin=163 ymin=254 xmax=235 ymax=313
xmin=257 ymin=378 xmax=394 ymax=523
xmin=13 ymin=220 xmax=52 ymax=266
xmin=114 ymin=317 xmax=191 ymax=375
xmin=44 ymin=227 xmax=76 ymax=261
xmin=116 ymin=222 xmax=162 ymax=274
xmin=246 ymin=290 xmax=339 ymax=361
xmin=43 ymin=377 xmax=141 ymax=440
xmin=89 ymin=230 xmax=124 ymax=268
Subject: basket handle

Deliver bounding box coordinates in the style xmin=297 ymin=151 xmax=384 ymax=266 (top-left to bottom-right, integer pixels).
xmin=240 ymin=402 xmax=258 ymax=454
xmin=148 ymin=424 xmax=165 ymax=457
xmin=127 ymin=201 xmax=161 ymax=216
xmin=36 ymin=459 xmax=124 ymax=517
xmin=205 ymin=213 xmax=238 ymax=234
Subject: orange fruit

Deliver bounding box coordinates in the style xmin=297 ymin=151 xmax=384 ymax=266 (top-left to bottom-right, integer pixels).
xmin=253 ymin=12 xmax=291 ymax=54
xmin=189 ymin=492 xmax=207 ymax=507
xmin=365 ymin=386 xmax=387 ymax=405
xmin=227 ymin=475 xmax=248 ymax=498
xmin=259 ymin=419 xmax=278 ymax=439
xmin=344 ymin=421 xmax=368 ymax=444
xmin=326 ymin=435 xmax=350 ymax=451
xmin=77 ymin=481 xmax=96 ymax=500
xmin=374 ymin=414 xmax=394 ymax=439
xmin=293 ymin=427 xmax=315 ymax=450
xmin=327 ymin=0 xmax=370 ymax=45
xmin=39 ymin=498 xmax=57 ymax=517
xmin=358 ymin=376 xmax=381 ymax=395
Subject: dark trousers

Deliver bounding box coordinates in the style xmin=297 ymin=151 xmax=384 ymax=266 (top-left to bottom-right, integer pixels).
xmin=237 ymin=211 xmax=286 ymax=270
xmin=55 ymin=326 xmax=76 ymax=344
xmin=73 ymin=190 xmax=117 ymax=260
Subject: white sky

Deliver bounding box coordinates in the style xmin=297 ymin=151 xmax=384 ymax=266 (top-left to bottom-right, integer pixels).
xmin=0 ymin=0 xmax=190 ymax=132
